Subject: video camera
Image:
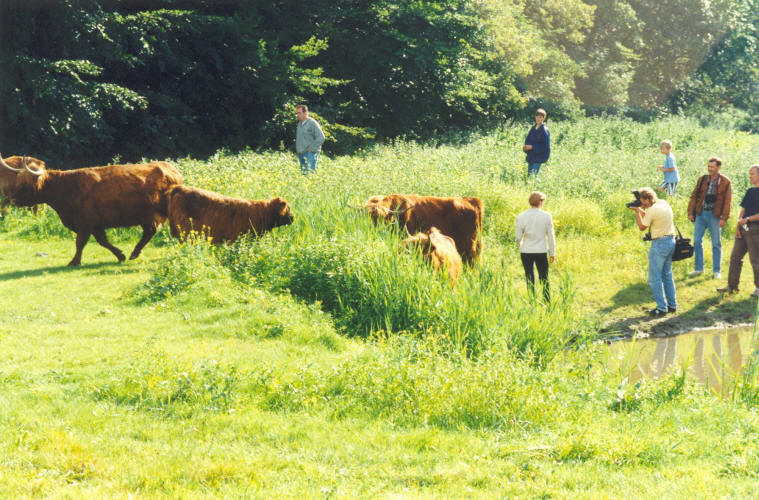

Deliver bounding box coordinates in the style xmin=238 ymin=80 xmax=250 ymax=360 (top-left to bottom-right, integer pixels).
xmin=626 ymin=190 xmax=642 ymax=208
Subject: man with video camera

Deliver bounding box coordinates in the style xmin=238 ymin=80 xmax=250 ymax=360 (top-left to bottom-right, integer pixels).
xmin=687 ymin=157 xmax=732 ymax=279
xmin=628 ymin=187 xmax=678 ymax=316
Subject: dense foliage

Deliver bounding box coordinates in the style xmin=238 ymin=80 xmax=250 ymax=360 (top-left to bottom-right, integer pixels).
xmin=1 ymin=0 xmax=757 ymax=165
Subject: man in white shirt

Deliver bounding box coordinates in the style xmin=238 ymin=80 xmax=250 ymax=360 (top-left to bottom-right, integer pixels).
xmin=515 ymin=191 xmax=556 ymax=301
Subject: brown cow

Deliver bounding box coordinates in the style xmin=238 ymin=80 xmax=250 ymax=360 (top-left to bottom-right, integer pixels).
xmin=402 ymin=227 xmax=462 ymax=286
xmin=167 ymin=185 xmax=294 ymax=243
xmin=0 ymin=155 xmax=45 ymax=215
xmin=0 ymin=154 xmax=183 ymax=266
xmin=365 ymin=194 xmax=483 ymax=265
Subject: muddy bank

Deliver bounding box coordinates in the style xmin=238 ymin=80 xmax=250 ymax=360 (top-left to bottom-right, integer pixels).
xmin=599 ymin=305 xmax=756 ymax=341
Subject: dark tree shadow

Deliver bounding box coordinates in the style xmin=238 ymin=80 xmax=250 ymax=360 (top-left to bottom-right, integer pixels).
xmin=600 ymin=292 xmax=756 ymax=339
xmin=0 ymin=260 xmax=136 ymax=282
xmin=648 ymin=295 xmax=756 ymax=335
xmin=600 ymin=282 xmax=652 ymax=314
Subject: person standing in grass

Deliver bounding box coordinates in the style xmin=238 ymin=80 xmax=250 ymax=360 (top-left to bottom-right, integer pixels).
xmin=687 ymin=157 xmax=732 ymax=279
xmin=515 ymin=191 xmax=555 ymax=301
xmin=717 ymin=165 xmax=759 ymax=296
xmin=656 ymin=140 xmax=680 ymax=195
xmin=629 ymin=187 xmax=677 ymax=317
xmin=295 ymin=104 xmax=325 ymax=174
xmin=523 ymin=108 xmax=551 ymax=178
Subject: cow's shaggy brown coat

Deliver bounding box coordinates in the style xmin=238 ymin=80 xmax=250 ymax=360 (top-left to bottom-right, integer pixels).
xmin=0 ymin=159 xmax=183 ymax=265
xmin=167 ymin=185 xmax=294 ymax=243
xmin=365 ymin=194 xmax=483 ymax=265
xmin=402 ymin=227 xmax=462 ymax=286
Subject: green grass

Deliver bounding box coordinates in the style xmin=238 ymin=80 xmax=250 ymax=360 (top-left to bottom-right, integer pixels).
xmin=1 ymin=116 xmax=759 ymax=497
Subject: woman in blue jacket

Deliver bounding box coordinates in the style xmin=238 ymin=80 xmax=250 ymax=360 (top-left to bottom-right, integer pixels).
xmin=523 ymin=108 xmax=551 ymax=178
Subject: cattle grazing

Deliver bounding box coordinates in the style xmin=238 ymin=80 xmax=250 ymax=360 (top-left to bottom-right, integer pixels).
xmin=0 ymin=155 xmax=45 ymax=215
xmin=0 ymin=154 xmax=183 ymax=266
xmin=365 ymin=194 xmax=483 ymax=265
xmin=166 ymin=185 xmax=294 ymax=243
xmin=402 ymin=226 xmax=462 ymax=286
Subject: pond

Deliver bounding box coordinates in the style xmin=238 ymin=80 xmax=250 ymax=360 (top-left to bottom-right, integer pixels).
xmin=608 ymin=326 xmax=757 ymax=395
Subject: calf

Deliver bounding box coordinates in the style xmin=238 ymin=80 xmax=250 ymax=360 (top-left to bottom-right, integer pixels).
xmin=402 ymin=227 xmax=462 ymax=286
xmin=167 ymin=185 xmax=294 ymax=243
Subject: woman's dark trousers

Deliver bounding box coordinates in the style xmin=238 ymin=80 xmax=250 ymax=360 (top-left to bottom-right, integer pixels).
xmin=521 ymin=252 xmax=549 ymax=301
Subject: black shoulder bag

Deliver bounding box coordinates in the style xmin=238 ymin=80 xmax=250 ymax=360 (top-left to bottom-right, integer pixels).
xmin=672 ymin=224 xmax=694 ymax=262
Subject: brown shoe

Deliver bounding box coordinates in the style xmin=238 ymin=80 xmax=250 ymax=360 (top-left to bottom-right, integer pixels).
xmin=716 ymin=286 xmax=738 ymax=294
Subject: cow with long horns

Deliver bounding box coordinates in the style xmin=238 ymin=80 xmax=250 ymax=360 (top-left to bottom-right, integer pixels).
xmin=0 ymin=155 xmax=45 ymax=215
xmin=0 ymin=154 xmax=183 ymax=266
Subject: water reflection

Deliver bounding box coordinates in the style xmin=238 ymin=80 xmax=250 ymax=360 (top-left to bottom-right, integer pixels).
xmin=613 ymin=327 xmax=752 ymax=395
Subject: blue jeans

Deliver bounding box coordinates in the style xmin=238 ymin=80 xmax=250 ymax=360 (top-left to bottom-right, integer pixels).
xmin=527 ymin=162 xmax=542 ymax=177
xmin=648 ymin=236 xmax=677 ymax=312
xmin=298 ymin=152 xmax=318 ymax=174
xmin=693 ymin=210 xmax=722 ymax=273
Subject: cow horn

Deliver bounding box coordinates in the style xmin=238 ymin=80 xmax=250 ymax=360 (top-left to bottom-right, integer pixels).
xmin=23 ymin=156 xmax=44 ymax=176
xmin=0 ymin=153 xmax=23 ymax=172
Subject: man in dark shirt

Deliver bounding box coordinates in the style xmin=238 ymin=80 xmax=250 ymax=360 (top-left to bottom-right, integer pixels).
xmin=523 ymin=108 xmax=551 ymax=178
xmin=718 ymin=165 xmax=759 ymax=296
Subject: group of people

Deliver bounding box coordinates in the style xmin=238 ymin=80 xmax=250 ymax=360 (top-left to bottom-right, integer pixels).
xmin=295 ymin=105 xmax=759 ymax=312
xmin=513 ymin=108 xmax=759 ymax=313
xmin=630 ymin=154 xmax=759 ymax=316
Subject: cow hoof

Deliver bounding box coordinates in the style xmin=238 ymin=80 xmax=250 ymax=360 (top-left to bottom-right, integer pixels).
xmin=128 ymin=253 xmax=140 ymax=260
xmin=67 ymin=260 xmax=81 ymax=267
xmin=116 ymin=253 xmax=126 ymax=262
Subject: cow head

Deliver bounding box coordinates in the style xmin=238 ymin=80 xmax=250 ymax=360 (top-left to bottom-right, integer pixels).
xmin=401 ymin=227 xmax=451 ymax=256
xmin=269 ymin=197 xmax=294 ymax=227
xmin=401 ymin=228 xmax=433 ymax=256
xmin=0 ymin=154 xmax=46 ymax=206
xmin=365 ymin=195 xmax=405 ymax=224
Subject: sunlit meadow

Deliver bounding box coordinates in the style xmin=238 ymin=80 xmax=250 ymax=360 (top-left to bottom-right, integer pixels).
xmin=1 ymin=117 xmax=759 ymax=497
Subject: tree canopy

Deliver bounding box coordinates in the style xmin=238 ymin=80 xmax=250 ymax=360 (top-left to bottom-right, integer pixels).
xmin=0 ymin=0 xmax=755 ymax=164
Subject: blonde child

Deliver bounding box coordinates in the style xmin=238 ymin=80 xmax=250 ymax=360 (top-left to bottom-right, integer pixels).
xmin=657 ymin=140 xmax=680 ymax=195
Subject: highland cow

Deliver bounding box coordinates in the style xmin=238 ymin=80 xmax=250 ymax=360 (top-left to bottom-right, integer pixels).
xmin=365 ymin=194 xmax=483 ymax=265
xmin=0 ymin=154 xmax=183 ymax=266
xmin=0 ymin=155 xmax=46 ymax=215
xmin=402 ymin=226 xmax=462 ymax=286
xmin=167 ymin=185 xmax=294 ymax=243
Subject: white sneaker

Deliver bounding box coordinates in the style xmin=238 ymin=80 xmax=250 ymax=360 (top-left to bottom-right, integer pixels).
xmin=688 ymin=270 xmax=703 ymax=278
xmin=713 ymin=272 xmax=722 ymax=279
xmin=752 ymin=288 xmax=759 ymax=298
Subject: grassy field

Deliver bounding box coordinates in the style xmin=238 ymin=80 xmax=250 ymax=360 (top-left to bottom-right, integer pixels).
xmin=1 ymin=116 xmax=759 ymax=497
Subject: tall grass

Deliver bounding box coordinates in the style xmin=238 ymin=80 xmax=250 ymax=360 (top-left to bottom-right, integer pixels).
xmin=4 ymin=116 xmax=757 ymax=359
xmin=113 ymin=115 xmax=758 ymax=359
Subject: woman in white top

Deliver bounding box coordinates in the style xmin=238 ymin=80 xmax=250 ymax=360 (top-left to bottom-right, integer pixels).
xmin=515 ymin=191 xmax=556 ymax=301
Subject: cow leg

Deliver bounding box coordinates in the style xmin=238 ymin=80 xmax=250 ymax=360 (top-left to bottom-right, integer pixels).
xmin=92 ymin=228 xmax=126 ymax=262
xmin=68 ymin=230 xmax=92 ymax=266
xmin=129 ymin=223 xmax=157 ymax=260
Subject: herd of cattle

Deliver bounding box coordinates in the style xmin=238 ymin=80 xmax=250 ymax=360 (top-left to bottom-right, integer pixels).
xmin=0 ymin=155 xmax=482 ymax=283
